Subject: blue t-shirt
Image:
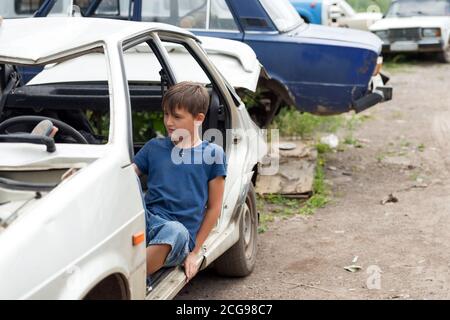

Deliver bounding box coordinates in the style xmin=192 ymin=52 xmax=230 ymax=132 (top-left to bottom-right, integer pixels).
xmin=134 ymin=137 xmax=227 ymax=250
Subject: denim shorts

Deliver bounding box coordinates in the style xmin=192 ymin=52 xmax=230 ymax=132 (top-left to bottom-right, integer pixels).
xmin=145 ymin=209 xmax=190 ymax=267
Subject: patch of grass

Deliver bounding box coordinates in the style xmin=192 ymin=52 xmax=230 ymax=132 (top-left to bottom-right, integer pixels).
xmin=257 ymin=195 xmax=302 ymax=233
xmin=264 ymin=194 xmax=287 ymax=206
xmin=341 ymin=114 xmax=368 ymax=148
xmin=313 ymin=155 xmax=327 ymax=195
xmin=257 ymin=151 xmax=330 ymax=232
xmin=376 ymin=154 xmax=385 ymax=162
xmin=383 ymin=54 xmax=416 ymax=73
xmin=316 ymin=142 xmax=332 ymax=154
xmin=272 ymin=107 xmax=344 ymax=138
xmin=418 ymin=143 xmax=425 ymax=152
xmin=272 ymin=108 xmax=372 ymax=143
xmin=300 ymin=152 xmax=330 ymax=216
xmin=299 ymin=194 xmax=329 ymax=215
xmin=346 ymin=114 xmax=364 ymax=131
xmin=257 ymin=210 xmax=275 ymax=233
xmin=341 ymin=115 xmax=368 ymax=148
xmin=357 ymin=114 xmax=373 ymax=122
xmin=376 ymin=149 xmax=398 ymax=162
xmin=344 ymin=136 xmax=358 ymax=145
xmin=400 ymin=140 xmax=411 ymax=148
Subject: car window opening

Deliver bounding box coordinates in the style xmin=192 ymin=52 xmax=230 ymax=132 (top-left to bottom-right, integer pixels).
xmin=0 ymin=52 xmax=112 ymax=146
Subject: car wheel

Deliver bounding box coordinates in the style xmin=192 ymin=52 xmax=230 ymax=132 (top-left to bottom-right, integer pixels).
xmin=214 ymin=184 xmax=258 ymax=277
xmin=437 ymin=43 xmax=450 ymax=63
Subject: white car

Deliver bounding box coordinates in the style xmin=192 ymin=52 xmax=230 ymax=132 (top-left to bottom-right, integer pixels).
xmin=328 ymin=0 xmax=383 ymax=31
xmin=370 ymin=0 xmax=450 ymax=62
xmin=0 ymin=17 xmax=268 ymax=299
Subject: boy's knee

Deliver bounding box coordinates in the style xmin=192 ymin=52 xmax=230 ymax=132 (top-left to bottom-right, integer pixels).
xmin=160 ymin=221 xmax=190 ymax=267
xmin=164 ymin=221 xmax=189 ymax=243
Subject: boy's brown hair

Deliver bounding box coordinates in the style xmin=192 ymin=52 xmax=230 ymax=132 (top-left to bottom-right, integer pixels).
xmin=162 ymin=81 xmax=209 ymax=116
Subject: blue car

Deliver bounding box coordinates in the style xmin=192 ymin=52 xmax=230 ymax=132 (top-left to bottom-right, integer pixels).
xmin=289 ymin=0 xmax=324 ymax=24
xmin=34 ymin=0 xmax=392 ymax=126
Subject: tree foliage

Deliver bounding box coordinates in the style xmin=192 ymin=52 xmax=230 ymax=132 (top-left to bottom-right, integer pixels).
xmin=346 ymin=0 xmax=392 ymax=13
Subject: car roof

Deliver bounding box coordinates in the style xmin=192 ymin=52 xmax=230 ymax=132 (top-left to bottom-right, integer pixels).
xmin=0 ymin=17 xmax=197 ymax=65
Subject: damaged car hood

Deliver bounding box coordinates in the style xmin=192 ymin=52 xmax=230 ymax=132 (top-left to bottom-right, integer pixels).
xmin=289 ymin=23 xmax=382 ymax=53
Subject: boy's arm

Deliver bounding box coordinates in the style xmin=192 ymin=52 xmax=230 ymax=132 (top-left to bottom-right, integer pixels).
xmin=183 ymin=176 xmax=225 ymax=281
xmin=132 ymin=163 xmax=143 ymax=177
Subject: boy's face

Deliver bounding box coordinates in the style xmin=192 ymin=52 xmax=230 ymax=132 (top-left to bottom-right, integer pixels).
xmin=164 ymin=105 xmax=205 ymax=141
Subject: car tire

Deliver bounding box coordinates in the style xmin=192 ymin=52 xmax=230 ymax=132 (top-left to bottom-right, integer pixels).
xmin=214 ymin=184 xmax=258 ymax=277
xmin=437 ymin=43 xmax=450 ymax=63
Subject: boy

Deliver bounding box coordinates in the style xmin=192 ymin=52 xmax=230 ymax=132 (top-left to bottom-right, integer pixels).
xmin=132 ymin=81 xmax=226 ymax=283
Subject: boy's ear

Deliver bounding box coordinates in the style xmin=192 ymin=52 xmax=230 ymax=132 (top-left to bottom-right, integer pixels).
xmin=195 ymin=112 xmax=206 ymax=123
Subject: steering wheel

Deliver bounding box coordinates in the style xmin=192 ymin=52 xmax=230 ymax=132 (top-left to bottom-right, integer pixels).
xmin=0 ymin=115 xmax=89 ymax=144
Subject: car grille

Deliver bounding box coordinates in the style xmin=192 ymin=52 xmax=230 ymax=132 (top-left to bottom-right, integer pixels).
xmin=389 ymin=28 xmax=421 ymax=41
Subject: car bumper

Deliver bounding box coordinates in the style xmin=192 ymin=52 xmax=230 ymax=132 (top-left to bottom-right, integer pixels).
xmin=381 ymin=39 xmax=443 ymax=53
xmin=352 ymin=73 xmax=393 ymax=113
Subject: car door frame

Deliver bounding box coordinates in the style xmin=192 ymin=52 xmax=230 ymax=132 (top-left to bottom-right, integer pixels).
xmin=116 ymin=29 xmax=250 ymax=298
xmin=159 ymin=33 xmax=246 ymax=232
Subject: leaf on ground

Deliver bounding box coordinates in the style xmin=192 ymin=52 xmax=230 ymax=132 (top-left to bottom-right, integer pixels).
xmin=344 ymin=265 xmax=362 ymax=273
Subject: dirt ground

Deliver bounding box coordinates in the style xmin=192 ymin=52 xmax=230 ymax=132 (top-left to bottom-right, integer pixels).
xmin=177 ymin=61 xmax=450 ymax=300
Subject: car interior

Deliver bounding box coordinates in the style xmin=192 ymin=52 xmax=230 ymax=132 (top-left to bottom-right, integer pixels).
xmin=0 ymin=68 xmax=230 ymax=153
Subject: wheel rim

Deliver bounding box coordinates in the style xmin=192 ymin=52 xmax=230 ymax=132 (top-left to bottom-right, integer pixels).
xmin=242 ymin=202 xmax=255 ymax=260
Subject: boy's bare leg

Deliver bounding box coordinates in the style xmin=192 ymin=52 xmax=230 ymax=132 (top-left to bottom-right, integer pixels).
xmin=146 ymin=244 xmax=171 ymax=276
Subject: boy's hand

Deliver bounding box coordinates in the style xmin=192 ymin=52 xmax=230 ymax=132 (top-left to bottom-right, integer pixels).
xmin=183 ymin=251 xmax=200 ymax=282
xmin=49 ymin=126 xmax=59 ymax=138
